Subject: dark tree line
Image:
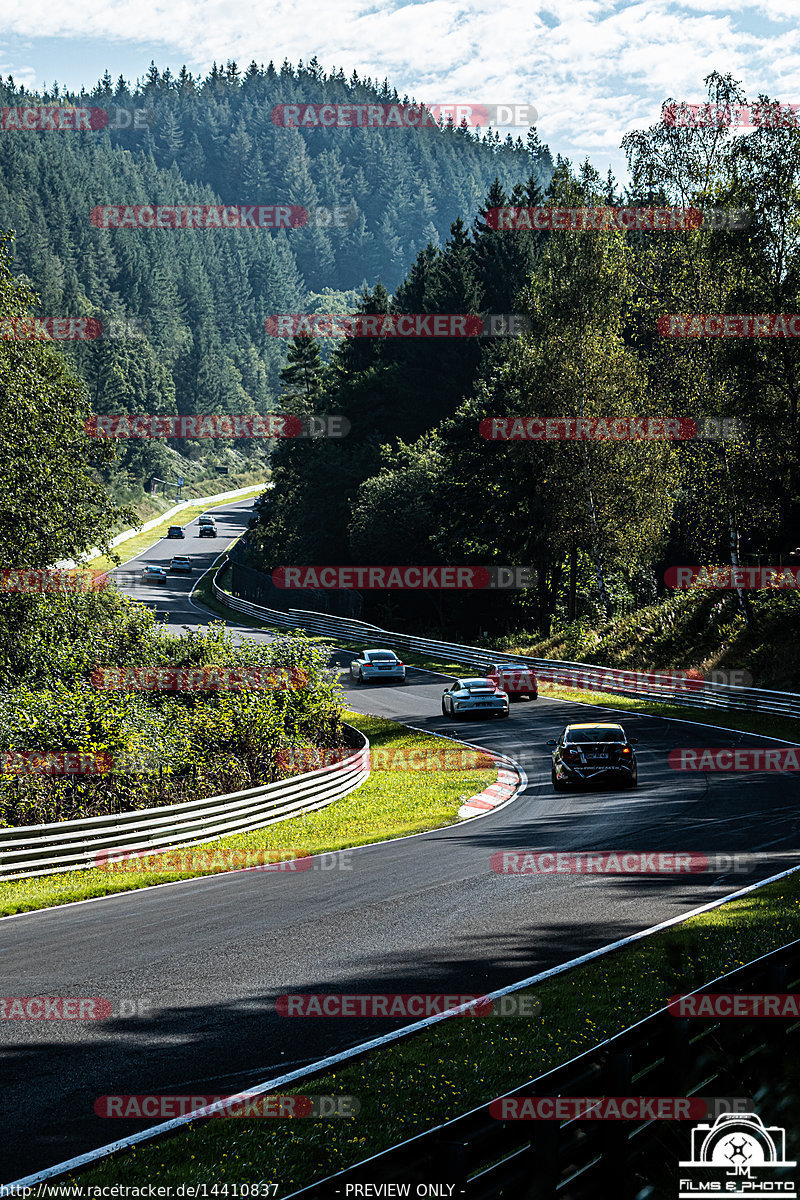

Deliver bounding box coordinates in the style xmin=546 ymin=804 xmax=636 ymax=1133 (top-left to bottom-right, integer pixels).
xmin=247 ymin=75 xmax=800 ymax=639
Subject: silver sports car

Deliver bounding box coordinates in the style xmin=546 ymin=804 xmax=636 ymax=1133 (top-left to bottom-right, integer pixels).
xmin=350 ymin=649 xmax=406 ymax=683
xmin=441 ymin=677 xmax=510 ymax=719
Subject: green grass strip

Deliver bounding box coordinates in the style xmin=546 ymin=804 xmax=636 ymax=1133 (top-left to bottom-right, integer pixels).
xmin=0 ymin=714 xmax=497 ymax=917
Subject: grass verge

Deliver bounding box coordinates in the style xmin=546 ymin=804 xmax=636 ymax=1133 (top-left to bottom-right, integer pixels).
xmin=68 ymin=866 xmax=800 ymax=1190
xmin=0 ymin=713 xmax=497 ymax=917
xmin=87 ymin=484 xmax=267 ymax=572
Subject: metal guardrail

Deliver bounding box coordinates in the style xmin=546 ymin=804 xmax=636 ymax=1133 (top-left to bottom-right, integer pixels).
xmin=213 ymin=567 xmax=800 ymax=722
xmin=285 ymin=939 xmax=800 ymax=1199
xmin=0 ymin=725 xmax=369 ymax=881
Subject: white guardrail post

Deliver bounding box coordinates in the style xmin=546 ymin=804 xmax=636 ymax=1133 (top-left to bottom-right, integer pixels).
xmin=0 ymin=725 xmax=368 ymax=881
xmin=212 ymin=565 xmax=800 ymax=721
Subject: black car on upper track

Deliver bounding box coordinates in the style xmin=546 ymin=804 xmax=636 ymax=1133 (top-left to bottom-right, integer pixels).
xmin=548 ymin=722 xmax=638 ymax=791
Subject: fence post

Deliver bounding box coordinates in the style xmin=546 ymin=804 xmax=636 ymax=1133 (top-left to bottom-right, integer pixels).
xmin=596 ymin=1051 xmax=633 ymax=1196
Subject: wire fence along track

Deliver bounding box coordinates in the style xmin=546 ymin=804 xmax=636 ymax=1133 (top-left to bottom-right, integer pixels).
xmin=284 ymin=940 xmax=800 ymax=1199
xmin=213 ymin=566 xmax=800 ymax=721
xmin=0 ymin=726 xmax=368 ymax=881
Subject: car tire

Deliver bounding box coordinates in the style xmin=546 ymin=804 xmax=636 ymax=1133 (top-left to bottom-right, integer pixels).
xmin=626 ymin=770 xmax=638 ymax=789
xmin=441 ymin=698 xmax=448 ymax=716
xmin=358 ymin=669 xmax=364 ymax=684
xmin=551 ymin=767 xmax=568 ymax=792
xmin=498 ymin=708 xmax=510 ymax=719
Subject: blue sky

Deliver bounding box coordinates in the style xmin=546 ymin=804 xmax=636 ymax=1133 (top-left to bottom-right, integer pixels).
xmin=2 ymin=0 xmax=799 ymax=184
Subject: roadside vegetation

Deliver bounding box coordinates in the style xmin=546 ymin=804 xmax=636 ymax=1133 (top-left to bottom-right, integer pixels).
xmin=0 ymin=713 xmax=497 ymax=915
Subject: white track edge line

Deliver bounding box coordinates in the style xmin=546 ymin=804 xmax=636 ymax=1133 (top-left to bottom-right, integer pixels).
xmin=9 ymin=858 xmax=800 ymax=1188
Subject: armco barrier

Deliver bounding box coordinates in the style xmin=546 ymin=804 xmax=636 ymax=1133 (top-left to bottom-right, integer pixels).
xmin=55 ymin=480 xmax=269 ymax=570
xmin=283 ymin=939 xmax=800 ymax=1199
xmin=0 ymin=725 xmax=368 ymax=881
xmin=212 ymin=566 xmax=800 ymax=722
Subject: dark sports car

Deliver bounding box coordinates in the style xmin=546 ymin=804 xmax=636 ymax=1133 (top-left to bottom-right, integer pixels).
xmin=547 ymin=722 xmax=638 ymax=790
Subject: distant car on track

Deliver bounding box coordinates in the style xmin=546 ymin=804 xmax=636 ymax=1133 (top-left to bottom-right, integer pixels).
xmin=547 ymin=722 xmax=638 ymax=791
xmin=198 ymin=516 xmax=217 ymax=537
xmin=484 ymin=661 xmax=538 ymax=700
xmin=441 ymin=677 xmax=509 ymax=719
xmin=142 ymin=565 xmax=168 ymax=584
xmin=350 ymin=649 xmax=406 ymax=683
xmin=169 ymin=556 xmax=193 ymax=574
xmin=167 ymin=525 xmax=185 ymax=539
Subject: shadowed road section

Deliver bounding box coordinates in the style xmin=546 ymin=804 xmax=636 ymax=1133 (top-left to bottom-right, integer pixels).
xmin=2 ymin=497 xmax=799 ymax=1180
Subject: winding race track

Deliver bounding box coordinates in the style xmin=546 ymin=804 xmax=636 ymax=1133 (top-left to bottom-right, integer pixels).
xmin=2 ymin=498 xmax=799 ymax=1180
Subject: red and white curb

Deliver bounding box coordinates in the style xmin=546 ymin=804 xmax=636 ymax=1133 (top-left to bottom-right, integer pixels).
xmin=459 ymin=761 xmax=522 ymax=818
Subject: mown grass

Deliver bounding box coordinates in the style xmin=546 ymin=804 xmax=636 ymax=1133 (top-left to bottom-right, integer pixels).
xmin=0 ymin=713 xmax=496 ymax=917
xmin=68 ymin=866 xmax=800 ymax=1191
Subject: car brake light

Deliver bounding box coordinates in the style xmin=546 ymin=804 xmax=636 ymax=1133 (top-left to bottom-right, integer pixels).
xmin=621 ymin=746 xmax=631 ymax=755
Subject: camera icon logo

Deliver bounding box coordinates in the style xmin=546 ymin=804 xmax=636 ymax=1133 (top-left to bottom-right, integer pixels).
xmin=680 ymin=1112 xmax=796 ymax=1172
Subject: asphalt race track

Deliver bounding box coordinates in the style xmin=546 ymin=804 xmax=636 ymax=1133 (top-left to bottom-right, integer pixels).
xmin=2 ymin=497 xmax=799 ymax=1180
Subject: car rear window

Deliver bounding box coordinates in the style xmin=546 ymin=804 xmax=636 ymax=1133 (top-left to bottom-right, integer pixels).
xmin=565 ymin=726 xmax=625 ymax=743
xmin=368 ymin=653 xmax=396 ymax=662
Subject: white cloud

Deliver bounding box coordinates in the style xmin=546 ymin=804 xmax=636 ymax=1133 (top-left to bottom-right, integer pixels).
xmin=2 ymin=0 xmax=800 ymax=179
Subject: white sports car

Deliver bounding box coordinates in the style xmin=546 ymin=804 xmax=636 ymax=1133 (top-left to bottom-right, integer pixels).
xmin=350 ymin=649 xmax=406 ymax=683
xmin=441 ymin=677 xmax=510 ymax=719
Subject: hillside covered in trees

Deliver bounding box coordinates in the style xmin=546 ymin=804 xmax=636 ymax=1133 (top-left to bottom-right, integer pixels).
xmin=0 ymin=60 xmax=552 ymax=508
xmin=245 ymin=73 xmax=800 ymax=648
